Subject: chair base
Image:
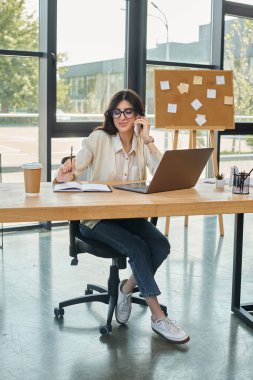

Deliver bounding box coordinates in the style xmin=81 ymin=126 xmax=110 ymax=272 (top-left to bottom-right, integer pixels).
xmin=54 ymin=266 xmax=168 ymax=335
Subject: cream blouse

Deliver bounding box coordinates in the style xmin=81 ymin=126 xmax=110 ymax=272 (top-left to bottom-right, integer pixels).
xmin=74 ymin=129 xmax=162 ymax=228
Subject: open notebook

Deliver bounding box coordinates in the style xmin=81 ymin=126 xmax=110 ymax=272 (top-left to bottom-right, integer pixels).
xmin=53 ymin=181 xmax=111 ymax=192
xmin=113 ymin=148 xmax=213 ymax=194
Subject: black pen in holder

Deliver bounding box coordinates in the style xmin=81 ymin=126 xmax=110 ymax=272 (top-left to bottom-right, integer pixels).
xmin=232 ymin=172 xmax=250 ymax=194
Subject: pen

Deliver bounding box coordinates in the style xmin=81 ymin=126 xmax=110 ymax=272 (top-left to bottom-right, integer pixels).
xmin=70 ymin=146 xmax=73 ymax=169
xmin=244 ymin=167 xmax=253 ymax=179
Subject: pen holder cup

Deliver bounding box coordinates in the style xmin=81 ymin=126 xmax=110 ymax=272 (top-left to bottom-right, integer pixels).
xmin=232 ymin=173 xmax=250 ymax=194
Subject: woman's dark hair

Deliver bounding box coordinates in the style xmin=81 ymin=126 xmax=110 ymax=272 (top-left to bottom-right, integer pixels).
xmin=97 ymin=89 xmax=145 ymax=135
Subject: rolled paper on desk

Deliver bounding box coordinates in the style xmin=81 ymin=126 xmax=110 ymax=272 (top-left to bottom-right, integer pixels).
xmin=229 ymin=165 xmax=239 ymax=187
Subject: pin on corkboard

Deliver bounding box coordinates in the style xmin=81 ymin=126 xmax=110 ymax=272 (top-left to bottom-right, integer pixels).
xmin=154 ymin=69 xmax=235 ymax=131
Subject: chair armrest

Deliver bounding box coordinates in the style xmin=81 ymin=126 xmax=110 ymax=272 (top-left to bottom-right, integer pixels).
xmin=150 ymin=217 xmax=158 ymax=226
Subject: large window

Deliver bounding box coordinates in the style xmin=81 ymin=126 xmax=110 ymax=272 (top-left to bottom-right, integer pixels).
xmin=0 ymin=0 xmax=40 ymax=182
xmin=219 ymin=134 xmax=253 ymax=175
xmin=219 ymin=11 xmax=253 ymax=175
xmin=0 ymin=56 xmax=39 ymax=182
xmin=224 ymin=15 xmax=253 ymax=123
xmin=146 ymin=0 xmax=212 ymax=64
xmin=0 ymin=0 xmax=39 ymax=51
xmin=145 ymin=0 xmax=213 ymax=147
xmin=56 ymin=0 xmax=126 ymax=123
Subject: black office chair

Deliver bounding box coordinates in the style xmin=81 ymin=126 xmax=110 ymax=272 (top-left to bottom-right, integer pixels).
xmin=54 ymin=218 xmax=167 ymax=335
xmin=54 ymin=157 xmax=167 ymax=335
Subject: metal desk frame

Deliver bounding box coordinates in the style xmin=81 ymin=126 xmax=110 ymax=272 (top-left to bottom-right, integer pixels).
xmin=232 ymin=213 xmax=253 ymax=328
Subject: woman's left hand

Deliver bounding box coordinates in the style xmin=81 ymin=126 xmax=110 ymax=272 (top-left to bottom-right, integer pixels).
xmin=134 ymin=115 xmax=151 ymax=141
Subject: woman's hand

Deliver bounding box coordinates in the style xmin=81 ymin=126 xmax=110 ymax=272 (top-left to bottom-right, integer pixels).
xmin=134 ymin=115 xmax=151 ymax=141
xmin=56 ymin=158 xmax=76 ymax=183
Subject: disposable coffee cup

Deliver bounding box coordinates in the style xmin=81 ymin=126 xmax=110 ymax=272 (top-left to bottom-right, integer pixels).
xmin=22 ymin=162 xmax=43 ymax=196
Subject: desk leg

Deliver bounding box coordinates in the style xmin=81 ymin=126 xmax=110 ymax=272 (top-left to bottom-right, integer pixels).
xmin=0 ymin=223 xmax=3 ymax=249
xmin=231 ymin=213 xmax=253 ymax=328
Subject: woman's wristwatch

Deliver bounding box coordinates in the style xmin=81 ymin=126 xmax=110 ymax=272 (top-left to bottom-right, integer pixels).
xmin=143 ymin=136 xmax=155 ymax=145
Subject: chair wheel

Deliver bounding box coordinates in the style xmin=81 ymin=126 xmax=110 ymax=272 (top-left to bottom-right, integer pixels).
xmin=99 ymin=325 xmax=112 ymax=335
xmin=54 ymin=307 xmax=64 ymax=318
xmin=85 ymin=289 xmax=93 ymax=295
xmin=71 ymin=257 xmax=78 ymax=265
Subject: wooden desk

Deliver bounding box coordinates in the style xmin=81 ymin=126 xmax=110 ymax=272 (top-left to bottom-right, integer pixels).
xmin=0 ymin=182 xmax=252 ymax=328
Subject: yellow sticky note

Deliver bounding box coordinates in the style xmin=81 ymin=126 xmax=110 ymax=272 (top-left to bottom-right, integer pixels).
xmin=224 ymin=96 xmax=233 ymax=105
xmin=177 ymin=82 xmax=189 ymax=94
xmin=193 ymin=76 xmax=203 ymax=85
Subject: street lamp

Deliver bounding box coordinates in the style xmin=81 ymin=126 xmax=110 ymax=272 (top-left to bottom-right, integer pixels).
xmin=151 ymin=1 xmax=169 ymax=61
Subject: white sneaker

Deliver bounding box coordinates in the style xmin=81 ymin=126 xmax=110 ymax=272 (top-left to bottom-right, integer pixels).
xmin=151 ymin=317 xmax=190 ymax=344
xmin=115 ymin=279 xmax=132 ymax=324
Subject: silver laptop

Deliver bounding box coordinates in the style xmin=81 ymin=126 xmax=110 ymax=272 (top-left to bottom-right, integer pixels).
xmin=113 ymin=148 xmax=213 ymax=194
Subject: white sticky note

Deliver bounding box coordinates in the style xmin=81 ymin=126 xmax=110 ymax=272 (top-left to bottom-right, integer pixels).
xmin=216 ymin=75 xmax=225 ymax=85
xmin=207 ymin=89 xmax=216 ymax=98
xmin=160 ymin=80 xmax=170 ymax=90
xmin=193 ymin=76 xmax=203 ymax=85
xmin=177 ymin=82 xmax=189 ymax=94
xmin=224 ymin=96 xmax=233 ymax=105
xmin=191 ymin=98 xmax=202 ymax=111
xmin=195 ymin=114 xmax=207 ymax=127
xmin=167 ymin=103 xmax=177 ymax=113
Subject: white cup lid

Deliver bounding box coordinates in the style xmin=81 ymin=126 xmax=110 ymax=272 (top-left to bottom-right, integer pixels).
xmin=22 ymin=162 xmax=43 ymax=169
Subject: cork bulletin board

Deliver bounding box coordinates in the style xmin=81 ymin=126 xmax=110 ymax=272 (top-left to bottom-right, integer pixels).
xmin=154 ymin=69 xmax=235 ymax=130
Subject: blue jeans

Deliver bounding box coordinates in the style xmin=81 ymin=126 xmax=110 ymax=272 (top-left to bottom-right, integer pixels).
xmin=79 ymin=218 xmax=170 ymax=297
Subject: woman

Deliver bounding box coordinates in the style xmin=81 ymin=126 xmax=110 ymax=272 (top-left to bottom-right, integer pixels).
xmin=55 ymin=89 xmax=189 ymax=344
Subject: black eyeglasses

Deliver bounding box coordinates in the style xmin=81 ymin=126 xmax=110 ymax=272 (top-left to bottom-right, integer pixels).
xmin=111 ymin=108 xmax=135 ymax=119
